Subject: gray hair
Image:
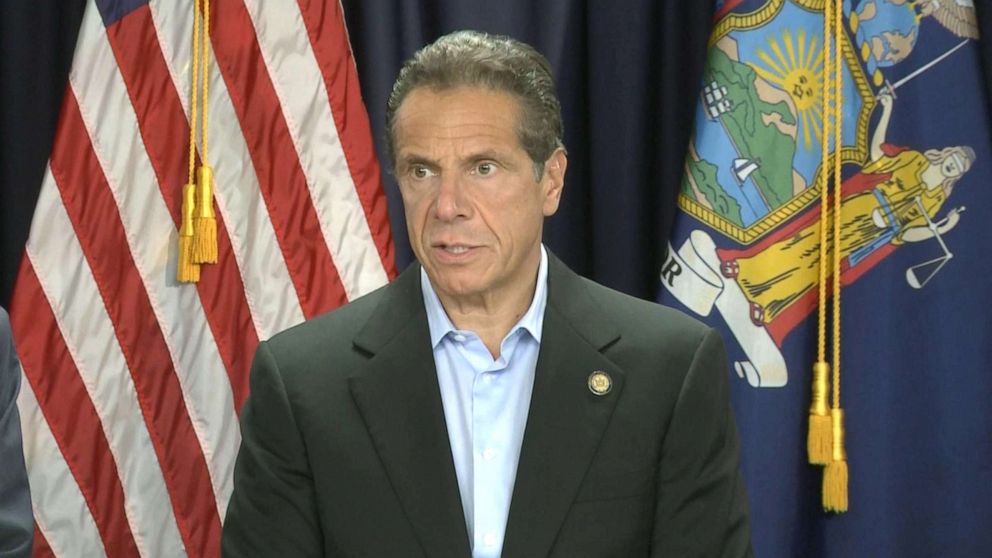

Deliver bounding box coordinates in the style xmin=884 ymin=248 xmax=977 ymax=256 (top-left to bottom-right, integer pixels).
xmin=385 ymin=30 xmax=565 ymax=181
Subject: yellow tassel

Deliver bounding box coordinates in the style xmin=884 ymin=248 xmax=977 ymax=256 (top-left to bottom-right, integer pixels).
xmin=823 ymin=408 xmax=849 ymax=512
xmin=192 ymin=165 xmax=218 ymax=264
xmin=807 ymin=362 xmax=832 ymax=464
xmin=177 ymin=183 xmax=201 ymax=283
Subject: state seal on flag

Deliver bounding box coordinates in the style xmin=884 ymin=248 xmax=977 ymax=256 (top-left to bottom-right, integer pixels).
xmin=661 ymin=0 xmax=979 ymax=389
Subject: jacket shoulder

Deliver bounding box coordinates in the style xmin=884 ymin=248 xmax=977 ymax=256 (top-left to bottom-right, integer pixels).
xmin=578 ymin=277 xmax=711 ymax=343
xmin=269 ymin=282 xmax=388 ymax=348
xmin=258 ymin=280 xmax=394 ymax=386
xmin=571 ymin=276 xmax=724 ymax=392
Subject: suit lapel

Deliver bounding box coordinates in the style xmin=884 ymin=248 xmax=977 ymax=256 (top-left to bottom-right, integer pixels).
xmin=502 ymin=255 xmax=625 ymax=558
xmin=348 ymin=266 xmax=472 ymax=558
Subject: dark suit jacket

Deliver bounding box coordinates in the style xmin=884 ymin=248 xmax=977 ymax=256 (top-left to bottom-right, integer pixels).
xmin=1 ymin=307 xmax=33 ymax=558
xmin=222 ymin=255 xmax=751 ymax=557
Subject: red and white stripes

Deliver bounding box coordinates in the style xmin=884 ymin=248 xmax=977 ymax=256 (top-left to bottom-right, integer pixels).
xmin=10 ymin=1 xmax=394 ymax=556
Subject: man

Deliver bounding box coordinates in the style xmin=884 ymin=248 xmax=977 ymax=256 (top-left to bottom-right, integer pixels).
xmin=223 ymin=31 xmax=751 ymax=557
xmin=1 ymin=307 xmax=33 ymax=558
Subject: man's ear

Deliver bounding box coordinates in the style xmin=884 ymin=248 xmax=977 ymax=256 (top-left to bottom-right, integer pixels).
xmin=542 ymin=148 xmax=567 ymax=216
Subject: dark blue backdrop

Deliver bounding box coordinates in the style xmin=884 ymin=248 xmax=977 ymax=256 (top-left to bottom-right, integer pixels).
xmin=0 ymin=0 xmax=715 ymax=305
xmin=336 ymin=0 xmax=717 ymax=298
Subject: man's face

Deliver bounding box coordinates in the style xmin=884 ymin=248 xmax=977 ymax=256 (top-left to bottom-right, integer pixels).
xmin=393 ymin=87 xmax=566 ymax=306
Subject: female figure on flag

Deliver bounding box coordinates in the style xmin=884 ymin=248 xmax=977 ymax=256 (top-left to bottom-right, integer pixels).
xmin=717 ymin=90 xmax=973 ymax=344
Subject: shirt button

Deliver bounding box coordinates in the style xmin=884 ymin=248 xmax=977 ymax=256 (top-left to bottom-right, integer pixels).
xmin=483 ymin=532 xmax=497 ymax=547
xmin=452 ymin=333 xmax=466 ymax=343
xmin=482 ymin=448 xmax=497 ymax=460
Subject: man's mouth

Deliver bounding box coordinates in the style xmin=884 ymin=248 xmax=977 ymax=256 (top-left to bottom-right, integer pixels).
xmin=431 ymin=242 xmax=479 ymax=261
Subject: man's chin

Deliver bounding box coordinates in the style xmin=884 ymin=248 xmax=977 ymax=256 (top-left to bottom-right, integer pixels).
xmin=424 ymin=271 xmax=487 ymax=302
xmin=431 ymin=278 xmax=480 ymax=296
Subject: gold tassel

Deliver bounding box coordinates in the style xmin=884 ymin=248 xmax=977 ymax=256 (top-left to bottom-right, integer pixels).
xmin=810 ymin=0 xmax=835 ymax=469
xmin=191 ymin=0 xmax=217 ymax=265
xmin=192 ymin=165 xmax=218 ymax=264
xmin=823 ymin=408 xmax=849 ymax=512
xmin=179 ymin=0 xmax=202 ymax=283
xmin=177 ymin=183 xmax=201 ymax=283
xmin=822 ymin=0 xmax=849 ymax=515
xmin=807 ymin=362 xmax=832 ymax=464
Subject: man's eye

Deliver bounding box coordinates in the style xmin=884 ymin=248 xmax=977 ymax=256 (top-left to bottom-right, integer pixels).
xmin=411 ymin=166 xmax=432 ymax=179
xmin=476 ymin=162 xmax=495 ymax=175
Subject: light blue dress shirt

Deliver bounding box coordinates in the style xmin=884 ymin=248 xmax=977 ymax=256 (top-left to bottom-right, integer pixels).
xmin=421 ymin=245 xmax=548 ymax=558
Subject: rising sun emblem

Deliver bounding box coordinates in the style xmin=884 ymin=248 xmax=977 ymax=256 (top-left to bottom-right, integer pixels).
xmin=752 ymin=29 xmax=824 ymax=150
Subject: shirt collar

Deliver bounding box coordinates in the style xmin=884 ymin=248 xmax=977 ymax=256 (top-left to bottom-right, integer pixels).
xmin=421 ymin=244 xmax=549 ymax=348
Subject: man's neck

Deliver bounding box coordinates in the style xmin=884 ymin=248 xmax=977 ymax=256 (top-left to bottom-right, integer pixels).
xmin=438 ymin=291 xmax=534 ymax=359
xmin=432 ymin=250 xmax=543 ymax=359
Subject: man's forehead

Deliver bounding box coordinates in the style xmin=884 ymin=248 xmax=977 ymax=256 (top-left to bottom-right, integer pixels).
xmin=396 ymin=85 xmax=522 ymax=120
xmin=394 ymin=132 xmax=520 ymax=167
xmin=393 ymin=87 xmax=524 ymax=153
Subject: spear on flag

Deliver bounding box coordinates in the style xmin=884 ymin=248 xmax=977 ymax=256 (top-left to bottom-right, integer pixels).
xmin=880 ymin=39 xmax=969 ymax=99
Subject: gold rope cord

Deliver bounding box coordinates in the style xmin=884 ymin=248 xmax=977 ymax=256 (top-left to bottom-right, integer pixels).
xmin=192 ymin=0 xmax=218 ymax=265
xmin=177 ymin=0 xmax=204 ymax=283
xmin=823 ymin=0 xmax=849 ymax=513
xmin=807 ymin=0 xmax=834 ymax=467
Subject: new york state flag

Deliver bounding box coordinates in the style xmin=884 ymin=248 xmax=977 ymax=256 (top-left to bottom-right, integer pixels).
xmin=659 ymin=1 xmax=992 ymax=556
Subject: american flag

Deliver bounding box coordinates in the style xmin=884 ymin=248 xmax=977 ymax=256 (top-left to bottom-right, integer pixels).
xmin=8 ymin=0 xmax=394 ymax=556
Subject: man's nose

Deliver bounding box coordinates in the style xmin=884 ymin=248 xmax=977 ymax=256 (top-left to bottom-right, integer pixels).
xmin=434 ymin=174 xmax=470 ymax=221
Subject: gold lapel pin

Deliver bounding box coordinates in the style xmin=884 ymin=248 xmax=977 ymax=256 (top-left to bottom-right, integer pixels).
xmin=588 ymin=370 xmax=612 ymax=396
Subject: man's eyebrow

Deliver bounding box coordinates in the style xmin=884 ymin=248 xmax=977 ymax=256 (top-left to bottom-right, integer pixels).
xmin=462 ymin=149 xmax=523 ymax=171
xmin=396 ymin=148 xmax=523 ymax=174
xmin=398 ymin=150 xmax=513 ymax=166
xmin=397 ymin=154 xmax=437 ymax=170
xmin=466 ymin=149 xmax=507 ymax=162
